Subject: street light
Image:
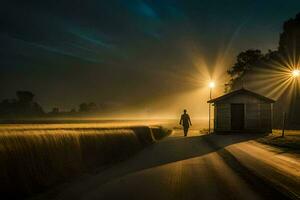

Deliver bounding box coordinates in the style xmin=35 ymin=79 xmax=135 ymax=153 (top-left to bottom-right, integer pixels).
xmin=209 ymin=81 xmax=215 ymax=89
xmin=208 ymin=81 xmax=215 ymax=134
xmin=292 ymin=69 xmax=300 ymax=77
xmin=282 ymin=69 xmax=299 ymax=137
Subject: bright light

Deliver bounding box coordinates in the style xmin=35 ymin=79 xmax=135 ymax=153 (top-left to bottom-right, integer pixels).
xmin=209 ymin=81 xmax=215 ymax=88
xmin=292 ymin=69 xmax=300 ymax=77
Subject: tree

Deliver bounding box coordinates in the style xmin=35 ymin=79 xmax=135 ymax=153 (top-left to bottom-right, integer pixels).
xmin=79 ymin=103 xmax=89 ymax=112
xmin=226 ymin=49 xmax=264 ymax=92
xmin=16 ymin=91 xmax=34 ymax=104
xmin=87 ymin=102 xmax=97 ymax=111
xmin=0 ymin=91 xmax=44 ymax=116
xmin=79 ymin=102 xmax=98 ymax=112
xmin=278 ymin=13 xmax=300 ymax=57
xmin=51 ymin=107 xmax=59 ymax=113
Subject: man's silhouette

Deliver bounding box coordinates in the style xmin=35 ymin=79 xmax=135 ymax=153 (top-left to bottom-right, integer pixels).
xmin=179 ymin=109 xmax=192 ymax=137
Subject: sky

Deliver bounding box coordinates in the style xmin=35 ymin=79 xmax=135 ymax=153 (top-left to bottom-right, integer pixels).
xmin=1 ymin=0 xmax=300 ymax=118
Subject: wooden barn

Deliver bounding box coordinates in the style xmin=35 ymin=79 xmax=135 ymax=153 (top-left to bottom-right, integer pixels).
xmin=207 ymin=88 xmax=275 ymax=133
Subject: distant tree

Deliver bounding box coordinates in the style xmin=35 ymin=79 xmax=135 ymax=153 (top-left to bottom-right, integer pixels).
xmin=32 ymin=102 xmax=44 ymax=114
xmin=88 ymin=102 xmax=97 ymax=111
xmin=0 ymin=99 xmax=17 ymax=115
xmin=51 ymin=107 xmax=59 ymax=113
xmin=79 ymin=103 xmax=88 ymax=112
xmin=16 ymin=91 xmax=34 ymax=103
xmin=79 ymin=102 xmax=98 ymax=112
xmin=225 ymin=49 xmax=264 ymax=92
xmin=0 ymin=91 xmax=44 ymax=117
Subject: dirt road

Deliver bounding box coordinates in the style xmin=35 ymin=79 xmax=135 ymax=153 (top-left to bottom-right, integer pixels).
xmin=44 ymin=129 xmax=300 ymax=200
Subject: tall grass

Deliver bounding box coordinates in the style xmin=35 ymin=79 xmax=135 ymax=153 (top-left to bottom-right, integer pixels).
xmin=0 ymin=125 xmax=170 ymax=198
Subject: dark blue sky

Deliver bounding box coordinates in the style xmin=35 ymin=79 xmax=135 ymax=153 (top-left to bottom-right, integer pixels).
xmin=1 ymin=0 xmax=300 ymax=113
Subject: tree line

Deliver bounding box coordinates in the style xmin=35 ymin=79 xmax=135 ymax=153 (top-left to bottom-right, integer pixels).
xmin=0 ymin=91 xmax=101 ymax=117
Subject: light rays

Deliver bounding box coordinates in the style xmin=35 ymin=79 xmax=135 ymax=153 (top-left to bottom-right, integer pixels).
xmin=246 ymin=51 xmax=300 ymax=107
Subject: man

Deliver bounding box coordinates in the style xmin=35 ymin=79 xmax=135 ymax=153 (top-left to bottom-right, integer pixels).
xmin=179 ymin=109 xmax=192 ymax=137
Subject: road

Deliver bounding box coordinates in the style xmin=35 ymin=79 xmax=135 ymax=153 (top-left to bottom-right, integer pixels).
xmin=44 ymin=128 xmax=300 ymax=200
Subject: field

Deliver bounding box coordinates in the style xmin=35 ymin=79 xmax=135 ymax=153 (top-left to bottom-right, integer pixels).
xmin=0 ymin=121 xmax=171 ymax=198
xmin=256 ymin=129 xmax=300 ymax=150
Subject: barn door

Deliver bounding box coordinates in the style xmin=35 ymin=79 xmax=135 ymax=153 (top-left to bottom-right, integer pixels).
xmin=231 ymin=104 xmax=244 ymax=130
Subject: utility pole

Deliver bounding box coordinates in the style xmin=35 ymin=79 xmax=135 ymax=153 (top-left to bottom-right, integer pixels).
xmin=282 ymin=112 xmax=286 ymax=137
xmin=208 ymin=81 xmax=215 ymax=134
xmin=208 ymin=89 xmax=211 ymax=134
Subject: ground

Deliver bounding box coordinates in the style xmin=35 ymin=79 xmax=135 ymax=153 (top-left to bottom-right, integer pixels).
xmin=35 ymin=125 xmax=300 ymax=200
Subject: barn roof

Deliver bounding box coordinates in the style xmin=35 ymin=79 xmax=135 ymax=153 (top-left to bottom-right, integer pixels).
xmin=207 ymin=88 xmax=276 ymax=103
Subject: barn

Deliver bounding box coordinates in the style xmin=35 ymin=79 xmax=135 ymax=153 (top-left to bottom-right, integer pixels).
xmin=207 ymin=88 xmax=276 ymax=133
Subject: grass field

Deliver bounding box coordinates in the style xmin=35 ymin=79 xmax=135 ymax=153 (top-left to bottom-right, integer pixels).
xmin=0 ymin=123 xmax=171 ymax=198
xmin=256 ymin=129 xmax=300 ymax=150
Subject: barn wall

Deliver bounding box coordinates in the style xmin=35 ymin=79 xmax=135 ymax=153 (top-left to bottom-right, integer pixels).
xmin=260 ymin=103 xmax=272 ymax=131
xmin=245 ymin=103 xmax=260 ymax=130
xmin=215 ymin=104 xmax=231 ymax=131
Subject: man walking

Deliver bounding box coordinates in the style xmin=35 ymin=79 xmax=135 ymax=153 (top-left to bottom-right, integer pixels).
xmin=179 ymin=109 xmax=192 ymax=137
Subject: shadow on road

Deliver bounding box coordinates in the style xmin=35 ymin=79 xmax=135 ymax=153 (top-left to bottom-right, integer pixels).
xmin=82 ymin=133 xmax=267 ymax=187
xmin=45 ymin=132 xmax=271 ymax=200
xmin=127 ymin=133 xmax=265 ymax=170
